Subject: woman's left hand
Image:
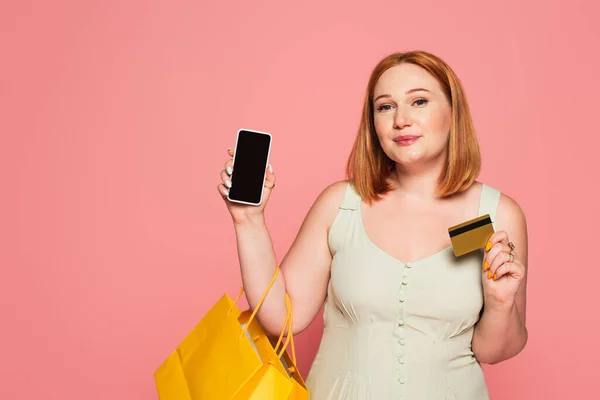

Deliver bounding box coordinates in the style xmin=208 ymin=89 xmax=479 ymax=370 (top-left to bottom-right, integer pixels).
xmin=482 ymin=230 xmax=526 ymax=307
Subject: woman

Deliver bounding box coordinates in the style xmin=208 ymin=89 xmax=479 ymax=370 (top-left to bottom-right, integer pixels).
xmin=217 ymin=50 xmax=528 ymax=399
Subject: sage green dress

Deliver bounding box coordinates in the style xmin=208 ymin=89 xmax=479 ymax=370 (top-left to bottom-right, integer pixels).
xmin=305 ymin=182 xmax=500 ymax=399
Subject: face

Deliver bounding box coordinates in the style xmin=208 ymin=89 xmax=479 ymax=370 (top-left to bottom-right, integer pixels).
xmin=372 ymin=63 xmax=452 ymax=169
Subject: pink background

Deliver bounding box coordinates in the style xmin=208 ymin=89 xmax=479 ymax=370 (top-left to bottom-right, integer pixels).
xmin=2 ymin=1 xmax=599 ymax=399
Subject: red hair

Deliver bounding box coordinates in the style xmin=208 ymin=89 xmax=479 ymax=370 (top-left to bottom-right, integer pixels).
xmin=346 ymin=50 xmax=481 ymax=203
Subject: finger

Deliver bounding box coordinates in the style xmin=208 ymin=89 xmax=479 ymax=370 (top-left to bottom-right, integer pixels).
xmin=485 ymin=230 xmax=509 ymax=251
xmin=221 ymin=169 xmax=232 ymax=189
xmin=227 ymin=147 xmax=234 ymax=157
xmin=217 ymin=183 xmax=229 ymax=197
xmin=493 ymin=260 xmax=523 ymax=281
xmin=488 ymin=250 xmax=512 ymax=280
xmin=223 ymin=158 xmax=233 ymax=176
xmin=264 ymin=163 xmax=276 ymax=187
xmin=483 ymin=242 xmax=511 ymax=272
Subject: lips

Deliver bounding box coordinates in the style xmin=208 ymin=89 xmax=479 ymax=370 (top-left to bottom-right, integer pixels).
xmin=393 ymin=135 xmax=421 ymax=145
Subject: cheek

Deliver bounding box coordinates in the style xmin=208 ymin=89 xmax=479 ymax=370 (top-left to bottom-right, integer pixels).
xmin=431 ymin=108 xmax=451 ymax=133
xmin=440 ymin=109 xmax=452 ymax=133
xmin=418 ymin=108 xmax=451 ymax=140
xmin=373 ymin=115 xmax=393 ymax=137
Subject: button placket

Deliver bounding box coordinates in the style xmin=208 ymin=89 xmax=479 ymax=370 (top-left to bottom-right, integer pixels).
xmin=394 ymin=262 xmax=411 ymax=391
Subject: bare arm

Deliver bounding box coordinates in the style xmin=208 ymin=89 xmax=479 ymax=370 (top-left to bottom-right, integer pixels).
xmin=472 ymin=193 xmax=528 ymax=364
xmin=234 ymin=181 xmax=347 ymax=337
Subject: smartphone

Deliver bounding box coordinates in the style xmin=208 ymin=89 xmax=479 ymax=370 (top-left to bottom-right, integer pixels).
xmin=227 ymin=128 xmax=272 ymax=206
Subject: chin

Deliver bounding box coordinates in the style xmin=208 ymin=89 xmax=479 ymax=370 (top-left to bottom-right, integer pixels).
xmin=399 ymin=144 xmax=447 ymax=165
xmin=395 ymin=148 xmax=427 ymax=164
xmin=396 ymin=152 xmax=447 ymax=171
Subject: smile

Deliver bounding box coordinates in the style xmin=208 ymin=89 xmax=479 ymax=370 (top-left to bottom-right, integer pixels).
xmin=393 ymin=135 xmax=421 ymax=146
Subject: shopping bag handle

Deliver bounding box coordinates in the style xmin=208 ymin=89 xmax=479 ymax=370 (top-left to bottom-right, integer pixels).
xmin=229 ymin=264 xmax=292 ymax=351
xmin=273 ymin=291 xmax=292 ymax=354
xmin=234 ymin=263 xmax=281 ymax=339
xmin=275 ymin=293 xmax=297 ymax=367
xmin=229 ymin=264 xmax=297 ymax=367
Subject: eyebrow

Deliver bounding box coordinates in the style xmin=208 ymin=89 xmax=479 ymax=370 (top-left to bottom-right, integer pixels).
xmin=373 ymin=88 xmax=430 ymax=102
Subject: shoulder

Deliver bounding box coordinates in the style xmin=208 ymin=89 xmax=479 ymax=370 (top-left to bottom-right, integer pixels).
xmin=303 ymin=180 xmax=349 ymax=227
xmin=313 ymin=180 xmax=349 ymax=211
xmin=497 ymin=191 xmax=527 ymax=229
xmin=476 ymin=182 xmax=521 ymax=213
xmin=485 ymin=185 xmax=528 ymax=253
xmin=474 ymin=181 xmax=527 ymax=232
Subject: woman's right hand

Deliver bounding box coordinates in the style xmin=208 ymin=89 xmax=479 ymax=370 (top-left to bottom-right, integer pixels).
xmin=217 ymin=147 xmax=276 ymax=225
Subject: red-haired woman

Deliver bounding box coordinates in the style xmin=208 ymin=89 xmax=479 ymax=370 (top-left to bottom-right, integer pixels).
xmin=218 ymin=50 xmax=528 ymax=399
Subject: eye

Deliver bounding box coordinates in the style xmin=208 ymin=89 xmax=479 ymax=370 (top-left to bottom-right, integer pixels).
xmin=376 ymin=104 xmax=393 ymax=112
xmin=413 ymin=98 xmax=428 ymax=107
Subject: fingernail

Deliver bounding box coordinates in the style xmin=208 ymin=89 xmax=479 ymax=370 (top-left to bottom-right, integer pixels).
xmin=485 ymin=242 xmax=492 ymax=251
xmin=226 ymin=166 xmax=232 ymax=175
xmin=222 ymin=189 xmax=229 ymax=195
xmin=225 ymin=179 xmax=231 ymax=188
xmin=487 ymin=270 xmax=492 ymax=279
xmin=493 ymin=273 xmax=497 ymax=280
xmin=227 ymin=147 xmax=232 ymax=151
xmin=269 ymin=164 xmax=273 ymax=173
xmin=483 ymin=261 xmax=488 ymax=271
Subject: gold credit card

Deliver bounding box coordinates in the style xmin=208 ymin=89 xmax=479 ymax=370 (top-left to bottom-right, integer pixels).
xmin=448 ymin=214 xmax=494 ymax=257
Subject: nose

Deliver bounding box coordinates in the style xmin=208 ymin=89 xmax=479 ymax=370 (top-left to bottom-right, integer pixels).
xmin=393 ymin=107 xmax=412 ymax=129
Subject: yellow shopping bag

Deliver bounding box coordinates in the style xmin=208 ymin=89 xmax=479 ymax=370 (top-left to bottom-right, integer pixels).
xmin=154 ymin=264 xmax=309 ymax=399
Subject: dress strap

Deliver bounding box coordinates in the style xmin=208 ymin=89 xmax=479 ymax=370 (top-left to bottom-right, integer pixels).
xmin=477 ymin=183 xmax=501 ymax=230
xmin=339 ymin=182 xmax=361 ymax=210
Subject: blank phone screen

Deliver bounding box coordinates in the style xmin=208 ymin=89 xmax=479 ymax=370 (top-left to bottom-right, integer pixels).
xmin=228 ymin=130 xmax=271 ymax=205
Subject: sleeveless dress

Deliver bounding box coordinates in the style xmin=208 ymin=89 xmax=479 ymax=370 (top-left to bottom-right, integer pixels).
xmin=304 ymin=182 xmax=501 ymax=400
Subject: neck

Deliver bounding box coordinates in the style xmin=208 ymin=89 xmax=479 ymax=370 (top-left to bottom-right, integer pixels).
xmin=390 ymin=157 xmax=446 ymax=200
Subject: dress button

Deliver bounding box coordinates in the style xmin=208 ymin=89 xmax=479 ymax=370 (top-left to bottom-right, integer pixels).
xmin=398 ymin=319 xmax=404 ymax=326
xmin=399 ymin=357 xmax=404 ymax=364
xmin=397 ymin=376 xmax=405 ymax=384
xmin=399 ymin=292 xmax=406 ymax=302
xmin=398 ymin=339 xmax=405 ymax=345
xmin=402 ymin=276 xmax=408 ymax=285
xmin=405 ymin=263 xmax=411 ymax=269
